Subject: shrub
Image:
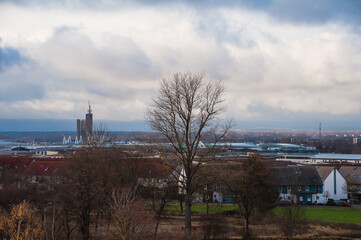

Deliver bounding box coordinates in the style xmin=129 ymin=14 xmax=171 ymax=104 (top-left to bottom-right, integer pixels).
xmin=278 ymin=206 xmax=307 ymax=239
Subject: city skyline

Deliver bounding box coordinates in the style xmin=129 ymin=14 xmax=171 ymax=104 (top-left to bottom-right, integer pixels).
xmin=1 ymin=1 xmax=361 ymax=130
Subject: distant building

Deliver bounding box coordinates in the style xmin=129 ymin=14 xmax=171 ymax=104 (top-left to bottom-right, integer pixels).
xmin=311 ymin=153 xmax=361 ymax=164
xmin=85 ymin=104 xmax=93 ymax=139
xmin=76 ymin=102 xmax=93 ymax=142
xmin=339 ymin=166 xmax=361 ymax=195
xmin=76 ymin=119 xmax=86 ymax=142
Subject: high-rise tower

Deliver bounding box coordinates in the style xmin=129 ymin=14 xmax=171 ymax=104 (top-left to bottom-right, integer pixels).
xmin=85 ymin=101 xmax=93 ymax=139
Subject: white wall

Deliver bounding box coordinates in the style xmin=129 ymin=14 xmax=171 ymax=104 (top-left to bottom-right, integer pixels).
xmin=319 ymin=169 xmax=347 ymax=204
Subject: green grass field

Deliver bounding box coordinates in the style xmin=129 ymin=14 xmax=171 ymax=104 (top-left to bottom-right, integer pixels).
xmin=304 ymin=208 xmax=361 ymax=225
xmin=149 ymin=203 xmax=361 ymax=225
xmin=273 ymin=207 xmax=361 ymax=225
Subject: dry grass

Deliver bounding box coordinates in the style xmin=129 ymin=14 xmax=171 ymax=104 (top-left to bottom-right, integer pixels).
xmin=153 ymin=213 xmax=361 ymax=240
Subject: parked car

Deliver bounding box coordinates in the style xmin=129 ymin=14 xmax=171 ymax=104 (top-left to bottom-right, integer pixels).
xmin=335 ymin=200 xmax=350 ymax=207
xmin=347 ymin=199 xmax=361 ymax=205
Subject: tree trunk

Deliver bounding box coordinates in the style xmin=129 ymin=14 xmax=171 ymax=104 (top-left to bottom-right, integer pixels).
xmin=154 ymin=219 xmax=160 ymax=239
xmin=243 ymin=216 xmax=250 ymax=239
xmin=81 ymin=212 xmax=90 ymax=240
xmin=52 ymin=205 xmax=56 ymax=240
xmin=185 ymin=195 xmax=192 ymax=239
xmin=152 ymin=192 xmax=155 ymax=213
xmin=180 ymin=198 xmax=183 ymax=213
xmin=206 ymin=198 xmax=209 ymax=216
xmin=94 ymin=210 xmax=100 ymax=239
xmin=244 ymin=217 xmax=249 ymax=231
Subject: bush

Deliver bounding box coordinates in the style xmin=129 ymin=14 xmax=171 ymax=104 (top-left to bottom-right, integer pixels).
xmin=200 ymin=214 xmax=228 ymax=240
xmin=326 ymin=199 xmax=335 ymax=206
xmin=0 ymin=200 xmax=43 ymax=240
xmin=278 ymin=206 xmax=307 ymax=239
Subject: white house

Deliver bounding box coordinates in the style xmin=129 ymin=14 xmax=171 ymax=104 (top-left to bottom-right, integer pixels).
xmin=316 ymin=166 xmax=347 ymax=204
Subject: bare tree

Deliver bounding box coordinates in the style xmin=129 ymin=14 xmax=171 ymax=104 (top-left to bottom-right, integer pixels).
xmin=223 ymin=156 xmax=278 ymax=239
xmin=56 ymin=147 xmax=139 ymax=240
xmin=278 ymin=205 xmax=306 ymax=239
xmin=106 ymin=186 xmax=154 ymax=240
xmin=322 ymin=190 xmax=330 ymax=206
xmin=87 ymin=122 xmax=116 ymax=147
xmin=146 ymin=72 xmax=232 ymax=238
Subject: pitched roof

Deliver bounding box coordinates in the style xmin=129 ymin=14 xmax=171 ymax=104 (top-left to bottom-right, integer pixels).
xmin=22 ymin=159 xmax=67 ymax=176
xmin=121 ymin=158 xmax=174 ymax=179
xmin=271 ymin=165 xmax=323 ymax=186
xmin=315 ymin=166 xmax=334 ymax=183
xmin=0 ymin=156 xmax=32 ymax=167
xmin=339 ymin=166 xmax=361 ymax=185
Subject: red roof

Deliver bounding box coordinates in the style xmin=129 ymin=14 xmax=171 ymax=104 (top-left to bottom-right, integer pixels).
xmin=122 ymin=158 xmax=175 ymax=178
xmin=0 ymin=156 xmax=32 ymax=167
xmin=22 ymin=159 xmax=68 ymax=176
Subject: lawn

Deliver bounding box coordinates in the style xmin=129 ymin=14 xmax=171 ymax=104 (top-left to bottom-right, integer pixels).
xmin=150 ymin=203 xmax=361 ymax=225
xmin=304 ymin=208 xmax=361 ymax=225
xmin=273 ymin=207 xmax=361 ymax=225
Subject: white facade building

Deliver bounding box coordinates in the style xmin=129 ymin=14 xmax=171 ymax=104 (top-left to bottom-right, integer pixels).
xmin=312 ymin=154 xmax=361 ymax=164
xmin=316 ymin=166 xmax=347 ymax=204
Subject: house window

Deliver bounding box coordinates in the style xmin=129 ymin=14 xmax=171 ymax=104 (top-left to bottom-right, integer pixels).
xmin=298 ymin=186 xmax=301 ymax=191
xmin=299 ymin=196 xmax=303 ymax=202
xmin=287 ymin=186 xmax=291 ymax=193
xmin=305 ymin=186 xmax=309 ymax=191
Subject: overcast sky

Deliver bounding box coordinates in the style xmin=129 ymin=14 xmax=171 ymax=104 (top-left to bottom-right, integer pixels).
xmin=1 ymin=0 xmax=361 ymax=130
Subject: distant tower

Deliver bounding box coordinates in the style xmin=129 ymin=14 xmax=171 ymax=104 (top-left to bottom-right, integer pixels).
xmin=319 ymin=122 xmax=322 ymax=141
xmin=85 ymin=101 xmax=93 ymax=140
xmin=76 ymin=119 xmax=86 ymax=141
xmin=76 ymin=101 xmax=93 ymax=143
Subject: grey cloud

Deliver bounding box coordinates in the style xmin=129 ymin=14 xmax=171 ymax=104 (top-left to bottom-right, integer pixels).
xmin=239 ymin=100 xmax=361 ymax=124
xmin=0 ymin=46 xmax=44 ymax=101
xmin=1 ymin=1 xmax=361 ymax=123
xmin=4 ymin=0 xmax=361 ymax=27
xmin=0 ymin=46 xmax=29 ymax=71
xmin=38 ymin=26 xmax=158 ymax=97
xmin=195 ymin=12 xmax=258 ymax=48
xmin=263 ymin=0 xmax=361 ymax=26
xmin=0 ymin=77 xmax=44 ymax=102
